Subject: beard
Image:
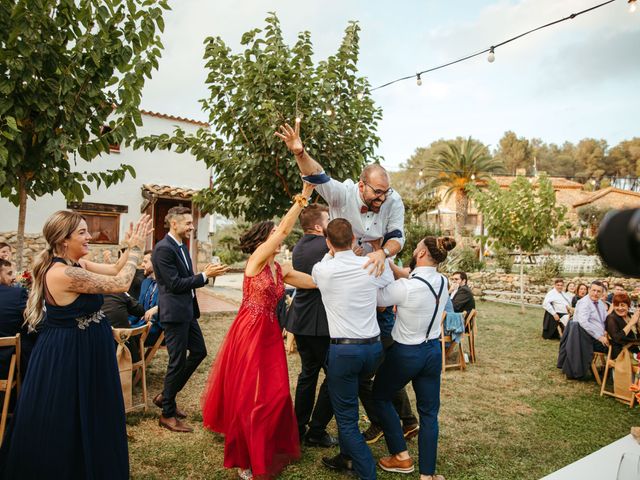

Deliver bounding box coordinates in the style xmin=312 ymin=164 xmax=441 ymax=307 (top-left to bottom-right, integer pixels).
xmin=409 ymin=253 xmax=418 ymax=272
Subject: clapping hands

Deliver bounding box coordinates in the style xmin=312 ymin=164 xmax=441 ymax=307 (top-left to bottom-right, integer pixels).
xmin=204 ymin=263 xmax=230 ymax=278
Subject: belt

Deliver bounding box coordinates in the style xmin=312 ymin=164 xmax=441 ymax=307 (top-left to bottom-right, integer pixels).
xmin=330 ymin=335 xmax=380 ymax=345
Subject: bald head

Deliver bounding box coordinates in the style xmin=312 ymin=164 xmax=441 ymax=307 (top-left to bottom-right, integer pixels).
xmin=359 ymin=164 xmax=390 ymax=184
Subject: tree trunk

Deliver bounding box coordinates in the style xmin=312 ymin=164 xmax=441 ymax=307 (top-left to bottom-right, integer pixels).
xmin=16 ymin=176 xmax=28 ymax=271
xmin=519 ymin=250 xmax=525 ymax=314
xmin=455 ymin=190 xmax=468 ymax=242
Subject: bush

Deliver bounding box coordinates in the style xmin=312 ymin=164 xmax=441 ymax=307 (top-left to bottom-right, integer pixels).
xmin=398 ymin=222 xmax=442 ymax=266
xmin=494 ymin=247 xmax=514 ymax=273
xmin=530 ymin=257 xmax=562 ymax=284
xmin=448 ymin=246 xmax=485 ymax=273
xmin=217 ymin=248 xmax=247 ymax=266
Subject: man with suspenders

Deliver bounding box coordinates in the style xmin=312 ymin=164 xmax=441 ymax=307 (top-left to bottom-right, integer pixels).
xmin=372 ymin=236 xmax=456 ymax=480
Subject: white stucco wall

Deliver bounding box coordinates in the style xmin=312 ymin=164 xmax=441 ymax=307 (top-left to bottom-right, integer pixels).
xmin=0 ymin=113 xmax=211 ymax=242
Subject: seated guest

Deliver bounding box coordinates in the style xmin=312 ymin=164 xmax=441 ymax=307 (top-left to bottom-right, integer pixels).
xmin=557 ymin=281 xmax=609 ymax=380
xmin=605 ymin=292 xmax=640 ymax=360
xmin=130 ymin=250 xmax=162 ymax=347
xmin=571 ymin=283 xmax=588 ymax=308
xmin=449 ymin=271 xmax=475 ymax=315
xmin=0 ymin=259 xmax=37 ymax=382
xmin=103 ymin=291 xmax=145 ymax=363
xmin=542 ymin=278 xmax=573 ymax=339
xmin=607 ymin=283 xmax=626 ymax=314
xmin=0 ymin=242 xmax=11 ymax=261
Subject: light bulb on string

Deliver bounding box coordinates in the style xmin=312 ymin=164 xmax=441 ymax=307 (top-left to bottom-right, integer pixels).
xmin=325 ymin=107 xmax=333 ymax=116
xmin=471 ymin=174 xmax=476 ymax=181
xmin=487 ymin=47 xmax=495 ymax=63
xmin=419 ymin=169 xmax=423 ymax=177
xmin=416 ymin=73 xmax=422 ymax=86
xmin=630 ymin=0 xmax=637 ymax=13
xmin=356 ymin=91 xmax=364 ymax=100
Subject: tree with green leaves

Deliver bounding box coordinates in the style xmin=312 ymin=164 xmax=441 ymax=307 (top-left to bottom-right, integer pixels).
xmin=469 ymin=174 xmax=566 ymax=313
xmin=424 ymin=137 xmax=502 ymax=239
xmin=0 ymin=0 xmax=169 ymax=269
xmin=135 ymin=13 xmax=382 ymax=222
xmin=494 ymin=131 xmax=532 ymax=175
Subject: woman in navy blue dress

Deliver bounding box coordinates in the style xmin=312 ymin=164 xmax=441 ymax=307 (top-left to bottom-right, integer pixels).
xmin=0 ymin=210 xmax=151 ymax=479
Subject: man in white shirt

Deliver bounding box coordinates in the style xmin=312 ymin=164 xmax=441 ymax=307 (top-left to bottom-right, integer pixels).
xmin=371 ymin=235 xmax=454 ymax=478
xmin=542 ymin=278 xmax=573 ymax=339
xmin=311 ymin=218 xmax=393 ymax=480
xmin=573 ymin=281 xmax=609 ymax=353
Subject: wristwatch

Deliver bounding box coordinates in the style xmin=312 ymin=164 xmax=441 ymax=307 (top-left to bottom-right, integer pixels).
xmin=383 ymin=247 xmax=391 ymax=258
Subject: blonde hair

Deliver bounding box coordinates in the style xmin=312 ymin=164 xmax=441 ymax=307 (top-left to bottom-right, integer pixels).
xmin=24 ymin=210 xmax=84 ymax=331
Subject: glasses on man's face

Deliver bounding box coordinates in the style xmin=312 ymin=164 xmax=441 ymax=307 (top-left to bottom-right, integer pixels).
xmin=364 ymin=182 xmax=393 ymax=198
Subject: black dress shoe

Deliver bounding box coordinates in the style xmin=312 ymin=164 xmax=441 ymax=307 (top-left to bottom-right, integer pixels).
xmin=305 ymin=433 xmax=339 ymax=448
xmin=322 ymin=453 xmax=353 ymax=472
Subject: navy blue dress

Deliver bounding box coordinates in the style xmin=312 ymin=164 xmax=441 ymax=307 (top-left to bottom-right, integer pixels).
xmin=0 ymin=258 xmax=128 ymax=479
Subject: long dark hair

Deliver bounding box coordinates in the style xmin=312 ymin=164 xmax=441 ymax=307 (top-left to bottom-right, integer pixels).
xmin=239 ymin=221 xmax=275 ymax=254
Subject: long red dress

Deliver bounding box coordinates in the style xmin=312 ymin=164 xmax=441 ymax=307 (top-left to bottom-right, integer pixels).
xmin=202 ymin=262 xmax=300 ymax=478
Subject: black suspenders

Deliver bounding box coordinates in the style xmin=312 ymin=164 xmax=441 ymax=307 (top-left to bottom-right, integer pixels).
xmin=410 ymin=275 xmax=445 ymax=339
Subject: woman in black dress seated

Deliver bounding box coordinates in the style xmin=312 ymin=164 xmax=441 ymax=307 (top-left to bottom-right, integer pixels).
xmin=0 ymin=210 xmax=151 ymax=479
xmin=605 ymin=292 xmax=640 ymax=360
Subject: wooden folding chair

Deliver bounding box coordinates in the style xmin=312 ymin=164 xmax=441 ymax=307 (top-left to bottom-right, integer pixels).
xmin=441 ymin=311 xmax=466 ymax=373
xmin=591 ymin=352 xmax=607 ymax=386
xmin=0 ymin=334 xmax=20 ymax=445
xmin=462 ymin=309 xmax=478 ymax=364
xmin=113 ymin=323 xmax=150 ymax=413
xmin=600 ymin=338 xmax=639 ymax=407
xmin=133 ymin=330 xmax=165 ymax=388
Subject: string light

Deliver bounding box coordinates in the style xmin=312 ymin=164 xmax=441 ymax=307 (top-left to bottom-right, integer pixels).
xmin=471 ymin=174 xmax=476 ymax=180
xmin=356 ymin=91 xmax=364 ymax=100
xmin=325 ymin=107 xmax=333 ymax=116
xmin=419 ymin=169 xmax=424 ymax=177
xmin=487 ymin=47 xmax=495 ymax=63
xmin=630 ymin=0 xmax=638 ymax=13
xmin=370 ymin=0 xmax=617 ymax=92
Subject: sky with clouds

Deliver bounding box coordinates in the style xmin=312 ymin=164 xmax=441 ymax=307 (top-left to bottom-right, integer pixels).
xmin=140 ymin=0 xmax=640 ymax=171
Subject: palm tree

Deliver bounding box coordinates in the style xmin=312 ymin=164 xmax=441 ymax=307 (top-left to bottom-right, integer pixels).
xmin=425 ymin=138 xmax=504 ymax=239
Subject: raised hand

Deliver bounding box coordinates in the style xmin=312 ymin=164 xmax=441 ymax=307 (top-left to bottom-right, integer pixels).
xmin=274 ymin=120 xmax=304 ymax=155
xmin=204 ymin=263 xmax=230 ymax=278
xmin=125 ymin=215 xmax=153 ymax=251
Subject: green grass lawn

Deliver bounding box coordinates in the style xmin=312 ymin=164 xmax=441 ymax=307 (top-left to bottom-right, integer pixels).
xmin=127 ymin=301 xmax=638 ymax=479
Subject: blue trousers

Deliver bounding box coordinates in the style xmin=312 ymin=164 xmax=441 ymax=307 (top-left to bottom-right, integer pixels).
xmin=328 ymin=342 xmax=383 ymax=480
xmin=372 ymin=340 xmax=442 ymax=475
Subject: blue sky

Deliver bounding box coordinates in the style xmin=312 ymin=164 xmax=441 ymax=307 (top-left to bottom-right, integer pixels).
xmin=140 ymin=0 xmax=640 ymax=171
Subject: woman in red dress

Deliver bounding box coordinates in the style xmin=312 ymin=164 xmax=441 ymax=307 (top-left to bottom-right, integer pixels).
xmin=202 ymin=183 xmax=317 ymax=479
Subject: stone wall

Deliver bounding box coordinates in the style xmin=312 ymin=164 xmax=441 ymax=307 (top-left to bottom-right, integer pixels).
xmin=468 ymin=272 xmax=639 ymax=305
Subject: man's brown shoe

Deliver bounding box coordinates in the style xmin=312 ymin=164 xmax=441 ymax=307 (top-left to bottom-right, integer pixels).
xmin=153 ymin=393 xmax=187 ymax=419
xmin=158 ymin=415 xmax=194 ymax=433
xmin=378 ymin=455 xmax=415 ymax=474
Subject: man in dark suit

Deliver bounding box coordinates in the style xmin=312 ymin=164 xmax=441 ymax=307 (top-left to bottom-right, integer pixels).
xmin=152 ymin=207 xmax=228 ymax=432
xmin=450 ymin=271 xmax=476 ymax=315
xmin=0 ymin=259 xmax=36 ymax=382
xmin=287 ymin=204 xmax=338 ymax=448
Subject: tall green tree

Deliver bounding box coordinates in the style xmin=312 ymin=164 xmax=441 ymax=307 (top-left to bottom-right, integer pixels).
xmin=494 ymin=131 xmax=532 ymax=175
xmin=424 ymin=137 xmax=502 ymax=239
xmin=469 ymin=174 xmax=566 ymax=313
xmin=0 ymin=0 xmax=169 ymax=269
xmin=574 ymin=138 xmax=611 ymax=181
xmin=136 ymin=13 xmax=382 ymax=221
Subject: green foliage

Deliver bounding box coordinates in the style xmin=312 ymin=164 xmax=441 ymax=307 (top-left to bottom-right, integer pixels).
xmin=398 ymin=221 xmax=441 ymax=266
xmin=493 ymin=247 xmax=514 ymax=273
xmin=0 ymin=0 xmax=169 ymax=204
xmin=495 ymin=131 xmax=532 ymax=175
xmin=136 ymin=13 xmax=382 ymax=222
xmin=530 ymin=257 xmax=562 ymax=285
xmin=448 ymin=246 xmax=485 ymax=273
xmin=469 ymin=174 xmax=566 ymax=255
xmin=424 ymin=137 xmax=503 ymax=236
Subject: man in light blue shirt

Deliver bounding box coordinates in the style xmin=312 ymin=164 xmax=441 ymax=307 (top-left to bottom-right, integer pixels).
xmin=573 ymin=281 xmax=609 ymax=352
